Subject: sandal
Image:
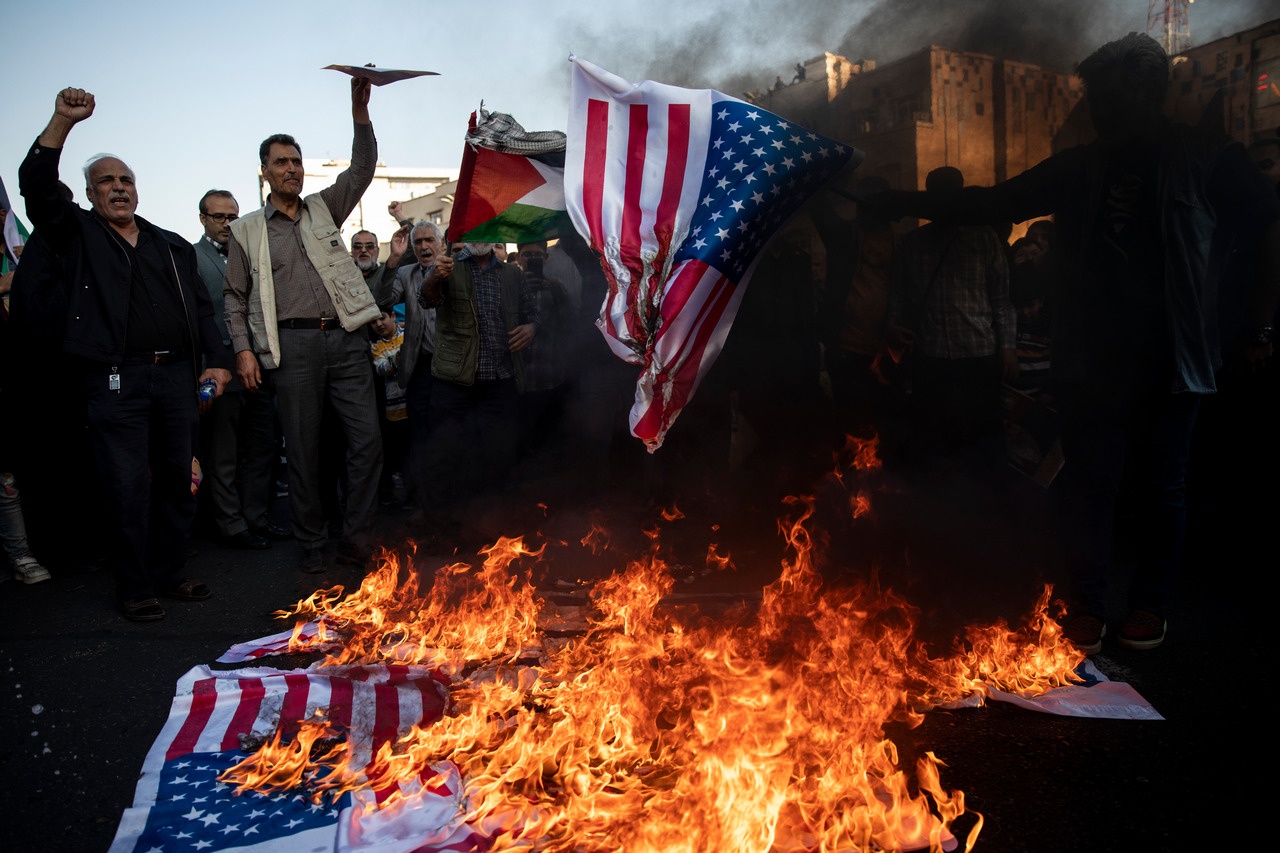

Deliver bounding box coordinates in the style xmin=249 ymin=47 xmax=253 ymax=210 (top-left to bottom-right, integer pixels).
xmin=122 ymin=597 xmax=166 ymax=622
xmin=160 ymin=579 xmax=211 ymax=601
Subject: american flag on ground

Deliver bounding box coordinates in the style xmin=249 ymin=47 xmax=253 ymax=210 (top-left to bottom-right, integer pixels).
xmin=109 ymin=663 xmax=487 ymax=853
xmin=565 ymin=56 xmax=862 ymax=451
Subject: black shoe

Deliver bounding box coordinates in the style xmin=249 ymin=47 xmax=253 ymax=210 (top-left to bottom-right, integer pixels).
xmin=299 ymin=548 xmax=329 ymax=574
xmin=250 ymin=518 xmax=292 ymax=540
xmin=222 ymin=530 xmax=271 ymax=550
xmin=333 ymin=539 xmax=373 ymax=568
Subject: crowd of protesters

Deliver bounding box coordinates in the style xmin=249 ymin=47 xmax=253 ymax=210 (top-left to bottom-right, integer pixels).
xmin=1 ymin=34 xmax=1277 ymax=662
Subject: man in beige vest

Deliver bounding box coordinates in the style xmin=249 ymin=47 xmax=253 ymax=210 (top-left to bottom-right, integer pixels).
xmin=223 ymin=76 xmax=383 ymax=573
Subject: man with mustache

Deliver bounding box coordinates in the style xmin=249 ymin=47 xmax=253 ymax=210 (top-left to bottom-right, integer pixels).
xmin=223 ymin=76 xmax=384 ymax=574
xmin=18 ymin=87 xmax=232 ymax=622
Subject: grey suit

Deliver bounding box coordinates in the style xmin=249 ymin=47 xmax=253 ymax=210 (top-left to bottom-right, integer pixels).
xmin=193 ymin=237 xmax=277 ymax=538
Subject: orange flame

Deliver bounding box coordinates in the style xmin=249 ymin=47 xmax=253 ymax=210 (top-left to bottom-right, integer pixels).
xmin=222 ymin=463 xmax=1081 ymax=851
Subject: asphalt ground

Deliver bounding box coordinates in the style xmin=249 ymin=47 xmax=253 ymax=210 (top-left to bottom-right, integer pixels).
xmin=0 ymin=426 xmax=1269 ymax=853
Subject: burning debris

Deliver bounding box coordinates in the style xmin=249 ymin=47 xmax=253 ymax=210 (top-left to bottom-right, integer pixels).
xmin=211 ymin=437 xmax=1091 ymax=853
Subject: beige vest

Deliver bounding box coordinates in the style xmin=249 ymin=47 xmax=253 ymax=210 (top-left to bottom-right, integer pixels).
xmin=229 ymin=195 xmax=380 ymax=368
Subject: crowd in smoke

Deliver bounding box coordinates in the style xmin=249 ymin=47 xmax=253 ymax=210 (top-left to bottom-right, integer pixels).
xmin=1 ymin=28 xmax=1277 ymax=670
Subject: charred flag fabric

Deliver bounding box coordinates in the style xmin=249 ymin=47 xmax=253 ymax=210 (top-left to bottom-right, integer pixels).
xmin=108 ymin=663 xmax=488 ymax=853
xmin=565 ymin=56 xmax=862 ymax=451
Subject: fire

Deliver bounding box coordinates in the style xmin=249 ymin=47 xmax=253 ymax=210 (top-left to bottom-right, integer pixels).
xmin=221 ymin=437 xmax=1082 ymax=852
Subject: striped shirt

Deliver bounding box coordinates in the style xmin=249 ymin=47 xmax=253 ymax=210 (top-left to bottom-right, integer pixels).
xmin=888 ymin=223 xmax=1014 ymax=360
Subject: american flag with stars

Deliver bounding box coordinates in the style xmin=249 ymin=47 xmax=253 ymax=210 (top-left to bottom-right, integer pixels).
xmin=110 ymin=661 xmax=488 ymax=853
xmin=566 ymin=56 xmax=861 ymax=451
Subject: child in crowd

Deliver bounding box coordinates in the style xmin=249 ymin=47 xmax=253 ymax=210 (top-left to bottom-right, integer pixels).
xmin=370 ymin=308 xmax=409 ymax=506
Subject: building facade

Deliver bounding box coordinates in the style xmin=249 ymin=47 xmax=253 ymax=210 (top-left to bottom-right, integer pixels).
xmin=1167 ymin=17 xmax=1280 ymax=144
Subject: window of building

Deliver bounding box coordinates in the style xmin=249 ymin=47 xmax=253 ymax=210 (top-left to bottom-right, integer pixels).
xmin=975 ymin=102 xmax=985 ymax=116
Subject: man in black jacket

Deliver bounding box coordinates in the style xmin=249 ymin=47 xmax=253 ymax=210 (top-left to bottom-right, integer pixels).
xmin=18 ymin=86 xmax=232 ymax=622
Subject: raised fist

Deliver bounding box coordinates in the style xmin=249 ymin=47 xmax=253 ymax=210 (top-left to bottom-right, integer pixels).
xmin=55 ymin=88 xmax=96 ymax=123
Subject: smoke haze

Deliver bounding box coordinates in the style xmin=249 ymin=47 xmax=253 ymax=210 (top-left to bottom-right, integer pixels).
xmin=565 ymin=0 xmax=1277 ymax=96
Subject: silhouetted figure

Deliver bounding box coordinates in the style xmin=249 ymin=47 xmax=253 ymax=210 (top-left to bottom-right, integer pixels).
xmin=869 ymin=33 xmax=1280 ymax=653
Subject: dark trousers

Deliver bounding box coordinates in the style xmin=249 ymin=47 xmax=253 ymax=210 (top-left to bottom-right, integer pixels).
xmin=422 ymin=377 xmax=518 ymax=518
xmin=826 ymin=348 xmax=900 ymax=436
xmin=202 ymin=384 xmax=276 ymax=538
xmin=909 ymin=353 xmax=1004 ymax=466
xmin=83 ymin=359 xmax=199 ymax=601
xmin=269 ymin=328 xmax=382 ymax=550
xmin=404 ymin=359 xmax=434 ymax=509
xmin=1057 ymin=381 xmax=1201 ymax=621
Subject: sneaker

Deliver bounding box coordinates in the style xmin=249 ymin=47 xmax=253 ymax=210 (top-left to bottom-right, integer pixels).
xmin=1117 ymin=609 xmax=1166 ymax=650
xmin=13 ymin=557 xmax=51 ymax=585
xmin=1062 ymin=613 xmax=1105 ymax=655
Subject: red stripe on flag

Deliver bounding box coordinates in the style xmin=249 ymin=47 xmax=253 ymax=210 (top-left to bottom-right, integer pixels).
xmin=581 ymin=99 xmax=610 ymax=251
xmin=278 ymin=673 xmax=312 ymax=737
xmin=653 ymin=103 xmax=691 ymax=257
xmin=633 ymin=267 xmax=733 ymax=440
xmin=220 ymin=677 xmax=266 ymax=752
xmin=371 ymin=682 xmax=402 ymax=753
xmin=328 ymin=674 xmax=354 ymax=732
xmin=166 ymin=678 xmax=219 ymax=761
xmin=619 ymin=104 xmax=651 ymax=346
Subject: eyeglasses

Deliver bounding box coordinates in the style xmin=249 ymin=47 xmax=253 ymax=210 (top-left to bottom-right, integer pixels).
xmin=202 ymin=212 xmax=239 ymax=223
xmin=352 ymin=242 xmax=378 ymax=251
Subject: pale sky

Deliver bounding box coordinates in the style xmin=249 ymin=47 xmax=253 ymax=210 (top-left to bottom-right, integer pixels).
xmin=5 ymin=0 xmax=1272 ymax=243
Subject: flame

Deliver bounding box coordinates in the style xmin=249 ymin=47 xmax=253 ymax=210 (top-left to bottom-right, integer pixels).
xmin=222 ymin=438 xmax=1080 ymax=852
xmin=660 ymin=503 xmax=686 ymax=522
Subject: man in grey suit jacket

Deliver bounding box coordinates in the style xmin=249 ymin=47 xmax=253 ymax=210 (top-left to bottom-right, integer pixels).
xmin=372 ymin=221 xmax=440 ymax=515
xmin=193 ymin=190 xmax=283 ymax=550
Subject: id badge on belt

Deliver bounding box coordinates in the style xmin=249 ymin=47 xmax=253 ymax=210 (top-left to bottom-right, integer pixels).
xmin=109 ymin=366 xmax=120 ymax=392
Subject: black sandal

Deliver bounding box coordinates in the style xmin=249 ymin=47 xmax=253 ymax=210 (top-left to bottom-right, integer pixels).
xmin=122 ymin=597 xmax=166 ymax=622
xmin=159 ymin=579 xmax=211 ymax=601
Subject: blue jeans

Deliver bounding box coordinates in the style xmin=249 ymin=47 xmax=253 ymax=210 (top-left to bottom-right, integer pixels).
xmin=1057 ymin=381 xmax=1202 ymax=620
xmin=0 ymin=472 xmax=34 ymax=565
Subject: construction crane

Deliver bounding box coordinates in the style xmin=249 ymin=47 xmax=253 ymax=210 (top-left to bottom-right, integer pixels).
xmin=1148 ymin=0 xmax=1193 ymax=57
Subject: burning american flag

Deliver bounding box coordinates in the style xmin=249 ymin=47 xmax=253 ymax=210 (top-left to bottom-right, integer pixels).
xmin=565 ymin=56 xmax=862 ymax=451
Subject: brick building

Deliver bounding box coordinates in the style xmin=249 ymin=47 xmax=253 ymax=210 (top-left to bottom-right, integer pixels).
xmin=750 ymin=46 xmax=1085 ymax=194
xmin=1166 ymin=17 xmax=1280 ymax=144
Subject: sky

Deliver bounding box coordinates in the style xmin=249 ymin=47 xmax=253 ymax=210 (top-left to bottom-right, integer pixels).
xmin=4 ymin=0 xmax=1274 ymax=244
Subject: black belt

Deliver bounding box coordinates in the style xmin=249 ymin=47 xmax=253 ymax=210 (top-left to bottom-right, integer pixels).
xmin=278 ymin=317 xmax=342 ymax=331
xmin=122 ymin=350 xmax=189 ymax=365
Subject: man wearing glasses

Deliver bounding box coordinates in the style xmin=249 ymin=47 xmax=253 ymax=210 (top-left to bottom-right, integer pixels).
xmin=193 ymin=190 xmax=285 ymax=551
xmin=350 ymin=228 xmax=408 ymax=290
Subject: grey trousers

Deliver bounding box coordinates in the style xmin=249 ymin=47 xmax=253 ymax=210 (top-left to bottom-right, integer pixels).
xmin=269 ymin=328 xmax=383 ymax=549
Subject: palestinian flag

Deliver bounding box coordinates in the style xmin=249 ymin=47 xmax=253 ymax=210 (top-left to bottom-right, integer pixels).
xmin=1 ymin=175 xmax=29 ymax=269
xmin=445 ymin=108 xmax=572 ymax=245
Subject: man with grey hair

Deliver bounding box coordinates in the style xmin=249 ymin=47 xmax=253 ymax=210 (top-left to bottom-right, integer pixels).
xmin=867 ymin=33 xmax=1280 ymax=654
xmin=371 ymin=220 xmax=443 ymax=514
xmin=18 ymin=87 xmax=232 ymax=622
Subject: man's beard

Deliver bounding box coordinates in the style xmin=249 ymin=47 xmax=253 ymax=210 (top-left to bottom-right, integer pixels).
xmin=355 ymin=256 xmax=378 ymax=273
xmin=465 ymin=242 xmax=493 ymax=258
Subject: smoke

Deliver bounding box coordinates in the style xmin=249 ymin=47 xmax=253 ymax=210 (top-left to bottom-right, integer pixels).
xmin=562 ymin=0 xmax=1275 ymax=95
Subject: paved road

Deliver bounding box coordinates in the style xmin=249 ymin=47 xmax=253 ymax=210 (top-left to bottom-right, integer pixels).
xmin=0 ymin=453 xmax=1263 ymax=853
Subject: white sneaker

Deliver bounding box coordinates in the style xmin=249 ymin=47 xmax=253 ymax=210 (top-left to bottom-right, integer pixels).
xmin=13 ymin=557 xmax=51 ymax=585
